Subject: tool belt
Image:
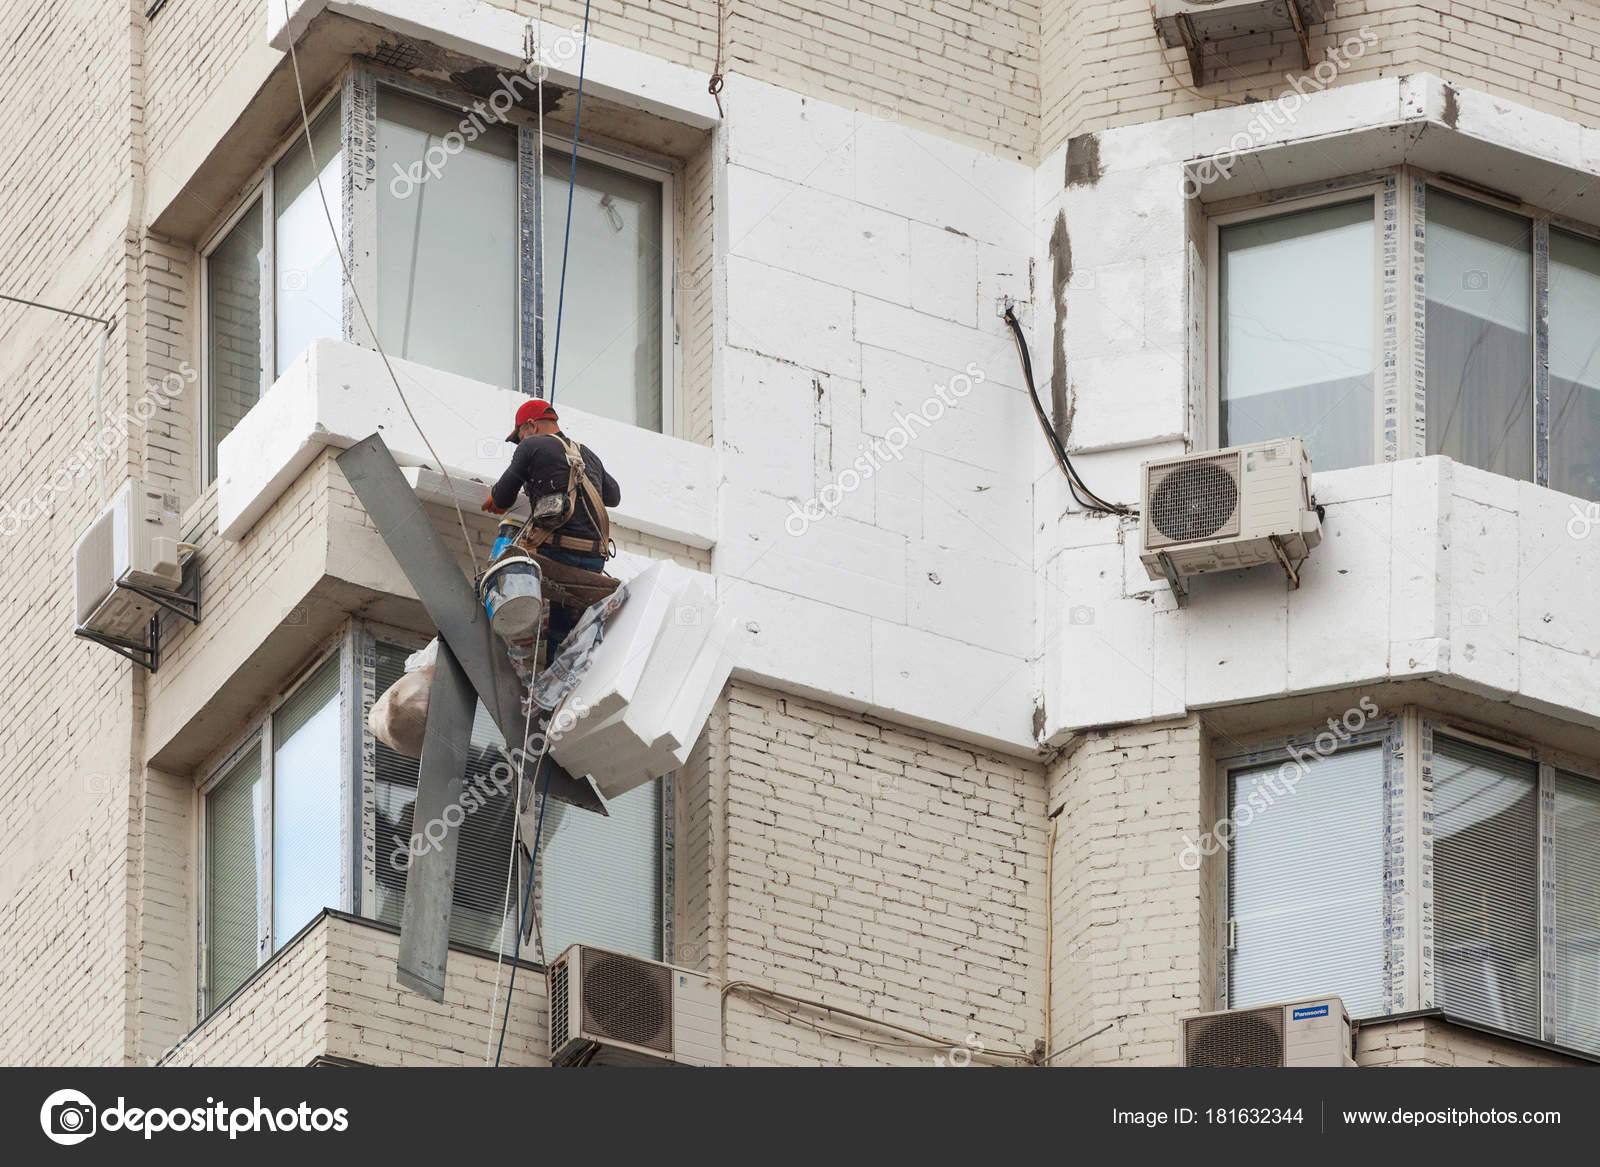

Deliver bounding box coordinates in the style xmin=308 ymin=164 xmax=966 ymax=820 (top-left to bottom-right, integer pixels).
xmin=531 ymin=549 xmax=620 ymax=611
xmin=509 ymin=433 xmax=613 ymax=560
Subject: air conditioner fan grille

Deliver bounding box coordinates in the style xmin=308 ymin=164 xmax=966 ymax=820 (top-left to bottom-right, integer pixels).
xmin=1147 ymin=453 xmax=1242 ymax=547
xmin=580 ymin=948 xmax=673 ymax=1054
xmin=1184 ymin=1006 xmax=1284 ymax=1067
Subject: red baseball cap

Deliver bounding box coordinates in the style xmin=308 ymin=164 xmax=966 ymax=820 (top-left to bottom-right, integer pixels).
xmin=506 ymin=398 xmax=559 ymax=442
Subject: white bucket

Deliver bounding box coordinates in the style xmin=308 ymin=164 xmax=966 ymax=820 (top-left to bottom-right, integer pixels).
xmin=480 ymin=555 xmax=543 ymax=641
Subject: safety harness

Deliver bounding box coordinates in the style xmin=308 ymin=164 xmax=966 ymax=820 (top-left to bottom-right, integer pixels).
xmin=512 ymin=433 xmax=613 ymax=560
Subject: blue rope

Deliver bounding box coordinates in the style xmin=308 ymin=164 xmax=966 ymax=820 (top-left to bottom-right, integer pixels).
xmin=493 ymin=760 xmax=553 ymax=1067
xmin=547 ymin=0 xmax=594 ymax=403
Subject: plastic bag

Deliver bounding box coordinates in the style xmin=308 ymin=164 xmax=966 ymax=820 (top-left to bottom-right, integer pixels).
xmin=370 ymin=637 xmax=438 ymax=758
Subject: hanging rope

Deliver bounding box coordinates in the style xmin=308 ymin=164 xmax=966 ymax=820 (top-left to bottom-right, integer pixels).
xmin=708 ymin=0 xmax=726 ymax=117
xmin=548 ymin=0 xmax=595 ymax=403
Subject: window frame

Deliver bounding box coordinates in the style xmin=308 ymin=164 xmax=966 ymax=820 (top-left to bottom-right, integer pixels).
xmin=1212 ymin=715 xmax=1405 ymax=1017
xmin=1211 ymin=707 xmax=1600 ymax=1056
xmin=200 ymin=66 xmax=685 ymax=487
xmin=195 ymin=634 xmax=353 ymax=1018
xmin=198 ymin=82 xmax=344 ymax=487
xmin=354 ymin=68 xmax=680 ymax=432
xmin=1206 ymin=179 xmax=1388 ymax=472
xmin=1204 ymin=166 xmax=1600 ymax=497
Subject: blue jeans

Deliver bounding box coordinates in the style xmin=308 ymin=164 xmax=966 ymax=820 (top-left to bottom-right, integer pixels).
xmin=541 ymin=546 xmax=605 ymax=659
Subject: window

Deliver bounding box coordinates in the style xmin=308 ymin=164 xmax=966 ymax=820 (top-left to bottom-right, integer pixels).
xmin=1432 ymin=735 xmax=1539 ymax=1038
xmin=201 ymin=654 xmax=343 ymax=1011
xmin=1547 ymin=230 xmax=1600 ymax=501
xmin=1209 ymin=171 xmax=1600 ymax=500
xmin=367 ymin=638 xmax=665 ymax=962
xmin=542 ymin=147 xmax=669 ymax=432
xmin=201 ymin=71 xmax=678 ymax=485
xmin=1225 ymin=738 xmax=1390 ymax=1017
xmin=1217 ymin=196 xmax=1377 ymax=473
xmin=1217 ymin=715 xmax=1600 ymax=1056
xmin=1424 ymin=191 xmax=1534 ymax=481
xmin=201 ymin=99 xmax=344 ymax=483
xmin=376 ymin=89 xmax=520 ymax=389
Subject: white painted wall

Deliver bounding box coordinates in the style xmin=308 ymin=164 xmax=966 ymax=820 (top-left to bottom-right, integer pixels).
xmin=1032 ymin=72 xmax=1600 ymax=743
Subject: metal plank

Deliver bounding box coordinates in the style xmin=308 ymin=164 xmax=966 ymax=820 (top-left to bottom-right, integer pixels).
xmin=335 ymin=434 xmax=606 ymax=815
xmin=395 ymin=640 xmax=476 ymax=1002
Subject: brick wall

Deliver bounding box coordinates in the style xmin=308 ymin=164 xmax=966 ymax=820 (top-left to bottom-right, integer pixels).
xmin=162 ymin=912 xmax=546 ymax=1066
xmin=1046 ymin=717 xmax=1210 ymax=1066
xmin=1356 ymin=1016 xmax=1589 ymax=1067
xmin=1042 ymin=1 xmax=1600 ymax=159
xmin=717 ymin=683 xmax=1047 ymax=1065
xmin=494 ymin=0 xmax=1039 ymax=159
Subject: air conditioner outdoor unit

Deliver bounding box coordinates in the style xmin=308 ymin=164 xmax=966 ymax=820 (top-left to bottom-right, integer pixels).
xmin=1153 ymin=0 xmax=1337 ymax=51
xmin=1182 ymin=996 xmax=1355 ymax=1067
xmin=73 ymin=479 xmax=184 ymax=642
xmin=548 ymin=944 xmax=722 ymax=1067
xmin=1139 ymin=437 xmax=1321 ymax=594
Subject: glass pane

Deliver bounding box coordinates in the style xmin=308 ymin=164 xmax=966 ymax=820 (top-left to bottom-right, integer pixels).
xmin=272 ymin=656 xmax=343 ymax=947
xmin=1549 ymin=231 xmax=1600 ymax=502
xmin=544 ymin=149 xmax=664 ymax=430
xmin=1433 ymin=735 xmax=1539 ymax=1038
xmin=206 ymin=745 xmax=265 ymax=1007
xmin=275 ymin=103 xmax=343 ymax=376
xmin=540 ymin=778 xmax=663 ymax=961
xmin=1554 ymin=770 xmax=1600 ymax=1054
xmin=376 ymin=89 xmax=518 ymax=388
xmin=1424 ymin=190 xmax=1533 ymax=480
xmin=1228 ymin=743 xmax=1385 ymax=1017
xmin=1219 ymin=199 xmax=1374 ymax=472
xmin=206 ymin=198 xmax=265 ymax=480
xmin=371 ymin=642 xmax=520 ymax=955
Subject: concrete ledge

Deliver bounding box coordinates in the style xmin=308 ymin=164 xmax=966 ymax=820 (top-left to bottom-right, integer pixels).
xmin=268 ymin=0 xmax=721 ymax=129
xmin=216 ymin=339 xmax=719 ymax=549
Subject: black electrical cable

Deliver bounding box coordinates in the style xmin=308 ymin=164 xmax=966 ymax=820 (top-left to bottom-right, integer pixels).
xmin=1003 ymin=307 xmax=1132 ymax=517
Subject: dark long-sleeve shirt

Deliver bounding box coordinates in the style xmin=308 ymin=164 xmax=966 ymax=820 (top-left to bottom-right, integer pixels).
xmin=491 ymin=432 xmax=621 ymax=546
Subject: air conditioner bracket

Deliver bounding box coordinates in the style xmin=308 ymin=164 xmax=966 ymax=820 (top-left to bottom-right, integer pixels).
xmin=1156 ymin=551 xmax=1189 ymax=607
xmin=71 ymin=552 xmax=201 ymax=674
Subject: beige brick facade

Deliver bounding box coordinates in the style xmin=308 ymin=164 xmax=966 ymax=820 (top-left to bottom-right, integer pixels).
xmin=4 ymin=0 xmax=1595 ymax=1074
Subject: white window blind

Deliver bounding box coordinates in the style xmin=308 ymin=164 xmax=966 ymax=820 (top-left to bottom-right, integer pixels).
xmin=1227 ymin=743 xmax=1387 ymax=1017
xmin=1554 ymin=769 xmax=1600 ymax=1054
xmin=1432 ymin=735 xmax=1539 ymax=1038
xmin=541 ymin=780 xmax=663 ymax=962
xmin=205 ymin=746 xmax=266 ymax=1008
xmin=205 ymin=198 xmax=265 ymax=480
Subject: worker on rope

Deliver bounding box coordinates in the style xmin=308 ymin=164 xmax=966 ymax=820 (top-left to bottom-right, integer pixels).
xmin=482 ymin=398 xmax=622 ymax=660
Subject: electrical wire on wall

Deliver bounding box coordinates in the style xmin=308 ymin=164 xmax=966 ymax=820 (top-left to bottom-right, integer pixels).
xmin=1002 ymin=306 xmax=1133 ymax=517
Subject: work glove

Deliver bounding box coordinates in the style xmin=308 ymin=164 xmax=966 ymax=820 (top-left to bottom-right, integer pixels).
xmin=482 ymin=491 xmax=508 ymax=515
